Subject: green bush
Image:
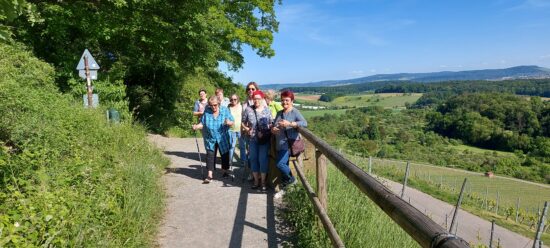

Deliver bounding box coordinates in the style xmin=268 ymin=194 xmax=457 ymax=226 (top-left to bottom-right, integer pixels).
xmin=0 ymin=43 xmax=169 ymax=246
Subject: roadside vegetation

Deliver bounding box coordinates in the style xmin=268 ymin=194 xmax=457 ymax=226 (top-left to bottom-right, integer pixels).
xmin=0 ymin=43 xmax=169 ymax=246
xmin=282 ymin=165 xmax=419 ymax=248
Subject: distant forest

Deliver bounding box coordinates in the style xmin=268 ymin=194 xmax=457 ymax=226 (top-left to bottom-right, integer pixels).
xmin=285 ymin=79 xmax=550 ymax=97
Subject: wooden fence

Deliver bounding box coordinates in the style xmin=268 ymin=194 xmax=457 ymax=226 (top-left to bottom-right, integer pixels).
xmin=293 ymin=127 xmax=470 ymax=248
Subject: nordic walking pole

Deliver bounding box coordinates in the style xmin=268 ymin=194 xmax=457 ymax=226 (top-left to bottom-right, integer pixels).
xmin=194 ymin=130 xmax=205 ymax=179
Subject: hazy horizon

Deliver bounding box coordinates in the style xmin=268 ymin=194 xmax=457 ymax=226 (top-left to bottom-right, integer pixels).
xmin=221 ymin=1 xmax=550 ymax=85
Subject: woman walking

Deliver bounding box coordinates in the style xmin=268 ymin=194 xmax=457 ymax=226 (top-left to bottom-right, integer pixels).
xmin=271 ymin=90 xmax=307 ymax=187
xmin=228 ymin=94 xmax=242 ymax=166
xmin=242 ymin=90 xmax=272 ymax=191
xmin=192 ymin=96 xmax=234 ymax=183
xmin=193 ymin=89 xmax=208 ymax=118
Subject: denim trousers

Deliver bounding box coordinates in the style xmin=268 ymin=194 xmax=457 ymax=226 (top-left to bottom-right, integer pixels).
xmin=239 ymin=132 xmax=249 ymax=167
xmin=275 ymin=149 xmax=293 ymax=183
xmin=229 ymin=131 xmax=240 ymax=164
xmin=248 ymin=139 xmax=270 ymax=174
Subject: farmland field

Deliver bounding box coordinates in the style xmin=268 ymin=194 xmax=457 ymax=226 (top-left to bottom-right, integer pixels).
xmin=330 ymin=93 xmax=422 ymax=108
xmin=301 ymin=108 xmax=349 ymax=119
xmin=366 ymin=158 xmax=550 ymax=211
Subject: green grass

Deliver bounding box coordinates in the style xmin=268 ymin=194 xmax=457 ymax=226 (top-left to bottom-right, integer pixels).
xmin=344 ymin=154 xmax=550 ymax=244
xmin=450 ymin=144 xmax=516 ymax=157
xmin=1 ymin=43 xmax=169 ymax=247
xmin=330 ymin=93 xmax=422 ymax=108
xmin=301 ymin=109 xmax=350 ymax=119
xmin=283 ymin=165 xmax=419 ymax=248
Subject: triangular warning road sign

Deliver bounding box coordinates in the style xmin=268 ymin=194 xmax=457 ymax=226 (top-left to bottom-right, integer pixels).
xmin=76 ymin=49 xmax=100 ymax=70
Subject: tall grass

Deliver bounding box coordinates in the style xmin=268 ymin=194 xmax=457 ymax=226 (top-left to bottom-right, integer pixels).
xmin=283 ymin=165 xmax=419 ymax=247
xmin=0 ymin=43 xmax=169 ymax=247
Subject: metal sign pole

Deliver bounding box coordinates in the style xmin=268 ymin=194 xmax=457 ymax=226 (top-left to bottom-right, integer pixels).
xmin=84 ymin=56 xmax=93 ymax=108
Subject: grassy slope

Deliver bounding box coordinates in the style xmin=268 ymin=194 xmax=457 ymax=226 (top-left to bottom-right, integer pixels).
xmin=0 ymin=43 xmax=168 ymax=247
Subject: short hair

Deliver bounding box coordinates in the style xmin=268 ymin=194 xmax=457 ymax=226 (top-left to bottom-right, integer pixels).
xmin=208 ymin=95 xmax=220 ymax=105
xmin=198 ymin=88 xmax=207 ymax=94
xmin=230 ymin=94 xmax=240 ymax=101
xmin=265 ymin=89 xmax=277 ymax=100
xmin=280 ymin=90 xmax=295 ymax=101
xmin=246 ymin=82 xmax=259 ymax=90
xmin=215 ymin=88 xmax=224 ymax=94
xmin=252 ymin=90 xmax=265 ymax=99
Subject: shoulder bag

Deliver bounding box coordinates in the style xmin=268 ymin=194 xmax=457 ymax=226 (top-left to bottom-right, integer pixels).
xmin=282 ymin=111 xmax=305 ymax=157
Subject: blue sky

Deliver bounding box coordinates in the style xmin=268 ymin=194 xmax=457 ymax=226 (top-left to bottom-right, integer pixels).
xmin=221 ymin=0 xmax=550 ymax=85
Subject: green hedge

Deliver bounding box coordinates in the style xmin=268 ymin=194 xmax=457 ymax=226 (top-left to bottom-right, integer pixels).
xmin=0 ymin=43 xmax=169 ymax=246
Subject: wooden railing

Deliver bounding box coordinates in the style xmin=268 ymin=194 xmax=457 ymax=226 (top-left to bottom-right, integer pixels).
xmin=292 ymin=127 xmax=470 ymax=248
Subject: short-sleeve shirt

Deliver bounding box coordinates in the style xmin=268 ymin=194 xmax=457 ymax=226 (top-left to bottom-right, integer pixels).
xmin=200 ymin=106 xmax=234 ymax=154
xmin=242 ymin=106 xmax=272 ymax=142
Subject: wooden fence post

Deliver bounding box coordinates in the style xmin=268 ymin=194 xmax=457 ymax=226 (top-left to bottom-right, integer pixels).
xmin=316 ymin=149 xmax=328 ymax=211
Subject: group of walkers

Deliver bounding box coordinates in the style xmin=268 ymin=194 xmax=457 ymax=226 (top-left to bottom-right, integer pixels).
xmin=191 ymin=82 xmax=307 ymax=193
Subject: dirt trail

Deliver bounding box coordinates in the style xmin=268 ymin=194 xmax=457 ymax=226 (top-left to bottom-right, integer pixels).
xmin=149 ymin=135 xmax=290 ymax=248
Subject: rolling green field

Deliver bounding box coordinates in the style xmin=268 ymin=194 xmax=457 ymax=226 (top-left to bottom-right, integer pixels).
xmin=301 ymin=108 xmax=349 ymax=118
xmin=296 ymin=93 xmax=423 ymax=119
xmin=330 ymin=93 xmax=422 ymax=108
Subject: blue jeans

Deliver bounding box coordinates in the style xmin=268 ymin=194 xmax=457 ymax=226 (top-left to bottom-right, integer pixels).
xmin=239 ymin=133 xmax=249 ymax=168
xmin=276 ymin=149 xmax=294 ymax=183
xmin=249 ymin=139 xmax=270 ymax=174
xmin=229 ymin=131 xmax=240 ymax=164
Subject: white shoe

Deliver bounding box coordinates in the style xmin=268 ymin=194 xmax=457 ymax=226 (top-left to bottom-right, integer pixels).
xmin=274 ymin=190 xmax=285 ymax=199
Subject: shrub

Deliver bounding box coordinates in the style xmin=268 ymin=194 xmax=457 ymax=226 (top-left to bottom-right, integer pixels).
xmin=0 ymin=43 xmax=168 ymax=247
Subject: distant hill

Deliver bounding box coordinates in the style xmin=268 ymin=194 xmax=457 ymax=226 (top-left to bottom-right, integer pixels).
xmin=263 ymin=65 xmax=550 ymax=90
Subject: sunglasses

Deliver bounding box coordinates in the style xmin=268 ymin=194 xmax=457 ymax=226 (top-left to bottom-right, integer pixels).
xmin=247 ymin=88 xmax=256 ymax=91
xmin=230 ymin=98 xmax=238 ymax=101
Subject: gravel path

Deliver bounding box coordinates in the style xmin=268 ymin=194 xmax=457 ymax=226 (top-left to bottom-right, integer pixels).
xmin=149 ymin=134 xmax=545 ymax=248
xmin=380 ymin=177 xmax=545 ymax=248
xmin=149 ymin=135 xmax=291 ymax=248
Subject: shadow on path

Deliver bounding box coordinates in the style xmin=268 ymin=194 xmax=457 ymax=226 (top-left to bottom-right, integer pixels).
xmin=163 ymin=144 xmax=284 ymax=247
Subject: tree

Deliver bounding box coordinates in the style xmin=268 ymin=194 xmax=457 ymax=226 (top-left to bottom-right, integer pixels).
xmin=9 ymin=0 xmax=280 ymax=131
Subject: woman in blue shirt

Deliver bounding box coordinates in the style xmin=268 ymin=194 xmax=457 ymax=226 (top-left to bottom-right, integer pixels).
xmin=192 ymin=96 xmax=234 ymax=183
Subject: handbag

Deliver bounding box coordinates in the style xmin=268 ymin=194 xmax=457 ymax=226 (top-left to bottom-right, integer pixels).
xmin=281 ymin=111 xmax=305 ymax=157
xmin=253 ymin=108 xmax=271 ymax=145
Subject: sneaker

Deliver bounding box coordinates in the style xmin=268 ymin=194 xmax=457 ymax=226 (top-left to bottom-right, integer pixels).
xmin=203 ymin=177 xmax=212 ymax=184
xmin=261 ymin=185 xmax=267 ymax=192
xmin=251 ymin=184 xmax=260 ymax=190
xmin=274 ymin=190 xmax=285 ymax=199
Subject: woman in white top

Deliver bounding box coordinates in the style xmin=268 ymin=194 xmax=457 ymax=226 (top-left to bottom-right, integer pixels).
xmin=228 ymin=94 xmax=242 ymax=167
